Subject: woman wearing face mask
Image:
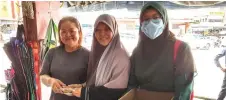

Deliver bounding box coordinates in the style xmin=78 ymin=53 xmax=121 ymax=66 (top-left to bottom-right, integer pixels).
xmin=40 ymin=16 xmax=89 ymax=100
xmin=68 ymin=14 xmax=130 ymax=100
xmin=128 ymin=2 xmax=196 ymax=100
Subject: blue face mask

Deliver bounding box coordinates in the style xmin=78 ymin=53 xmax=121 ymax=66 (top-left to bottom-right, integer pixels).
xmin=141 ymin=18 xmax=165 ymax=39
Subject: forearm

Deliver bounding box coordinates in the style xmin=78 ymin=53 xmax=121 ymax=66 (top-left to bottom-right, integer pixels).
xmin=40 ymin=75 xmax=52 ymax=87
xmin=214 ymin=57 xmax=222 ymax=68
xmin=214 ymin=50 xmax=226 ymax=68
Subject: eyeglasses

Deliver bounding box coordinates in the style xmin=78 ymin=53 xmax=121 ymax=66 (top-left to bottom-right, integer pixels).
xmin=142 ymin=14 xmax=162 ymax=21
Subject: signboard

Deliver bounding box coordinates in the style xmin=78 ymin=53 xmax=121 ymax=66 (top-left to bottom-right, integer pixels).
xmin=0 ymin=1 xmax=10 ymax=18
xmin=209 ymin=12 xmax=225 ymax=16
xmin=0 ymin=1 xmax=22 ymax=20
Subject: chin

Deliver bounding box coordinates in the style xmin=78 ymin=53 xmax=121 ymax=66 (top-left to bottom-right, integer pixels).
xmin=100 ymin=43 xmax=108 ymax=46
xmin=65 ymin=42 xmax=76 ymax=47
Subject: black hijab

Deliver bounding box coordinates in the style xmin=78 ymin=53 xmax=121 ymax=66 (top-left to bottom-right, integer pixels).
xmin=136 ymin=2 xmax=176 ymax=63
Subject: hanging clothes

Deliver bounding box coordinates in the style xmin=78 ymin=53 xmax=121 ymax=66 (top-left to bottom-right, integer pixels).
xmin=3 ymin=24 xmax=38 ymax=100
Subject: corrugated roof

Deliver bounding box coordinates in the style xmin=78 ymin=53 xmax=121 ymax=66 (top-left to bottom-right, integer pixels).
xmin=64 ymin=1 xmax=107 ymax=7
xmin=63 ymin=1 xmax=224 ymax=7
xmin=170 ymin=1 xmax=224 ymax=6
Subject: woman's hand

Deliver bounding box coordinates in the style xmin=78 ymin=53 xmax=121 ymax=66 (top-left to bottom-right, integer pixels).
xmin=49 ymin=78 xmax=66 ymax=93
xmin=72 ymin=87 xmax=82 ymax=97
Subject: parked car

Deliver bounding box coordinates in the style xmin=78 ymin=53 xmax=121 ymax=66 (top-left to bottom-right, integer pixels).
xmin=196 ymin=36 xmax=214 ymax=50
xmin=120 ymin=33 xmax=138 ymax=54
xmin=220 ymin=36 xmax=226 ymax=47
xmin=83 ymin=33 xmax=93 ymax=50
xmin=180 ymin=34 xmax=214 ymax=50
xmin=1 ymin=33 xmax=10 ymax=42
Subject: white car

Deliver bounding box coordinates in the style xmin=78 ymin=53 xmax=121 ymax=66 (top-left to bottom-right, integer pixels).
xmin=83 ymin=33 xmax=93 ymax=50
xmin=1 ymin=33 xmax=10 ymax=42
xmin=120 ymin=33 xmax=138 ymax=54
xmin=220 ymin=36 xmax=226 ymax=47
xmin=195 ymin=37 xmax=213 ymax=50
xmin=179 ymin=34 xmax=213 ymax=50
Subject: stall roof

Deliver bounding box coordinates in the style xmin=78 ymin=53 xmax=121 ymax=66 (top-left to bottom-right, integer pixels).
xmin=63 ymin=1 xmax=224 ymax=7
xmin=62 ymin=1 xmax=226 ymax=12
xmin=62 ymin=1 xmax=107 ymax=7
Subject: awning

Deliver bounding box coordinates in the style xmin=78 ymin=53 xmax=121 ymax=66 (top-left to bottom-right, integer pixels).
xmin=63 ymin=1 xmax=224 ymax=7
xmin=170 ymin=1 xmax=224 ymax=6
xmin=61 ymin=1 xmax=226 ymax=12
xmin=62 ymin=1 xmax=107 ymax=7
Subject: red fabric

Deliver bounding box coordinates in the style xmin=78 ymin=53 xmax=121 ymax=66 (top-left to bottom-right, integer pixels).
xmin=28 ymin=41 xmax=41 ymax=100
xmin=190 ymin=91 xmax=194 ymax=100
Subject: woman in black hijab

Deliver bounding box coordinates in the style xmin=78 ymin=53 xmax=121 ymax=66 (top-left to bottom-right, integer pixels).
xmin=128 ymin=2 xmax=196 ymax=100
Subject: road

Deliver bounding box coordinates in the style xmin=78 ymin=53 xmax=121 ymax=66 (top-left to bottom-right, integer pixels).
xmin=0 ymin=41 xmax=224 ymax=99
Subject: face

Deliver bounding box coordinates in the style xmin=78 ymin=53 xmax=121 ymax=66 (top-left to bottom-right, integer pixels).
xmin=95 ymin=22 xmax=113 ymax=46
xmin=142 ymin=9 xmax=162 ymax=22
xmin=59 ymin=21 xmax=80 ymax=47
